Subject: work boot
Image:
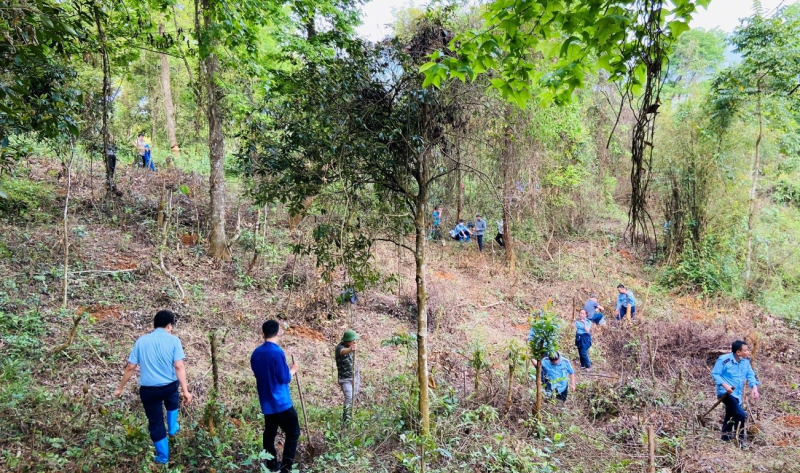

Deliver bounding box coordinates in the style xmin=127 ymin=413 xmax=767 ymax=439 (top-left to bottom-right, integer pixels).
xmin=167 ymin=409 xmax=180 ymax=437
xmin=153 ymin=438 xmax=169 ymax=464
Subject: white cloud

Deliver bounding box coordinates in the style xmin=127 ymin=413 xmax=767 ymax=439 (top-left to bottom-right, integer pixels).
xmin=356 ymin=0 xmax=800 ymax=41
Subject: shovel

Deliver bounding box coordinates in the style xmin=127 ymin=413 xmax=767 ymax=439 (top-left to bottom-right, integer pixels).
xmin=292 ymin=355 xmax=316 ymax=458
xmin=698 ymin=392 xmax=730 ymax=427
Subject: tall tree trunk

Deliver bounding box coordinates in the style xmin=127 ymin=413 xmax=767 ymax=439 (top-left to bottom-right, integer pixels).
xmin=744 ymin=84 xmax=763 ymax=289
xmin=202 ymin=0 xmax=227 ymax=259
xmin=502 ymin=113 xmax=516 ymax=272
xmin=93 ymin=8 xmax=112 ymax=190
xmin=159 ymin=24 xmax=179 ymax=154
xmin=415 ymin=194 xmax=430 ymax=436
xmin=456 ymin=135 xmax=463 ymax=222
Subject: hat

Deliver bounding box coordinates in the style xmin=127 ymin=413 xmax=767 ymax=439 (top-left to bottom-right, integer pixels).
xmin=590 ymin=294 xmax=598 ymax=299
xmin=342 ymin=330 xmax=359 ymax=342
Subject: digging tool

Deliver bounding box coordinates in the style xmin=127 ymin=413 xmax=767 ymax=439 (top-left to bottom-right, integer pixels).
xmin=292 ymin=355 xmax=316 ymax=457
xmin=699 ymin=392 xmax=730 ymax=426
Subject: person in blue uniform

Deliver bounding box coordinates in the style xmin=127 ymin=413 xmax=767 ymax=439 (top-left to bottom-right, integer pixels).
xmin=711 ymin=340 xmax=760 ymax=447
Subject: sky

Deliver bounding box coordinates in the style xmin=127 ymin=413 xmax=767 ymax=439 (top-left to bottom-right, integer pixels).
xmin=356 ymin=0 xmax=800 ymax=42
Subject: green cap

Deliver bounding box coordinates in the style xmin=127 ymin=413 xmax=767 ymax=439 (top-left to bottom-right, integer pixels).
xmin=342 ymin=330 xmax=360 ymax=342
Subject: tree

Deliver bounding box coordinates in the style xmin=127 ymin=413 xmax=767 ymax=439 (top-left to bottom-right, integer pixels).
xmin=159 ymin=23 xmax=179 ymax=155
xmin=709 ymin=5 xmax=800 ymax=291
xmin=243 ymin=13 xmax=465 ymax=439
xmin=527 ymin=304 xmax=561 ymax=421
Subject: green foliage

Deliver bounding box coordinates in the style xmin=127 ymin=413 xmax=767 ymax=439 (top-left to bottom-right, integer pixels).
xmin=0 ymin=177 xmax=56 ymax=222
xmin=773 ymin=179 xmax=800 ymax=207
xmin=527 ymin=302 xmax=561 ymax=360
xmin=661 ymin=234 xmax=738 ymax=295
xmin=423 ymin=0 xmax=711 ymax=107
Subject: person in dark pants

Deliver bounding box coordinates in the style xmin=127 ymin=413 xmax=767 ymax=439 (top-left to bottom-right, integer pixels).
xmin=495 ymin=219 xmax=504 ymax=247
xmin=251 ymin=320 xmax=301 ymax=472
xmin=583 ymin=294 xmax=605 ymax=325
xmin=114 ymin=310 xmax=192 ymax=464
xmin=105 ymin=134 xmax=117 ymax=186
xmin=574 ymin=309 xmax=593 ymax=369
xmin=474 ymin=215 xmax=487 ymax=251
xmin=531 ymin=352 xmax=575 ymax=402
xmin=711 ymin=340 xmax=760 ymax=448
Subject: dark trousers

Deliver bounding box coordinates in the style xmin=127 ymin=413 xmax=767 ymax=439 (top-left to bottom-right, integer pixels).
xmin=588 ymin=312 xmax=604 ymax=325
xmin=575 ymin=333 xmax=592 ymax=368
xmin=617 ymin=306 xmax=636 ymax=320
xmin=105 ymin=154 xmax=116 ymax=183
xmin=476 ymin=235 xmax=484 ymax=251
xmin=140 ymin=381 xmax=179 ymax=442
xmin=720 ymin=395 xmax=747 ymax=442
xmin=495 ymin=233 xmax=504 ymax=247
xmin=542 ymin=376 xmax=568 ymax=402
xmin=263 ymin=407 xmax=301 ymax=472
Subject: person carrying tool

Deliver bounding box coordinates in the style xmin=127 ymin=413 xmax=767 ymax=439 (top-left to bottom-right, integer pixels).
xmin=335 ymin=330 xmax=360 ymax=425
xmin=711 ymin=340 xmax=760 ymax=447
xmin=614 ymin=284 xmax=636 ymax=321
xmin=113 ymin=310 xmax=192 ymax=465
xmin=251 ymin=320 xmax=301 ymax=472
xmin=531 ymin=352 xmax=575 ymax=402
xmin=575 ymin=309 xmax=593 ymax=370
xmin=584 ymin=294 xmax=605 ymax=325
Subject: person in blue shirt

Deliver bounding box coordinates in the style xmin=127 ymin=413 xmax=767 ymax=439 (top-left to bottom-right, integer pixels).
xmin=711 ymin=340 xmax=761 ymax=447
xmin=431 ymin=206 xmax=443 ymax=241
xmin=583 ymin=294 xmax=605 ymax=325
xmin=114 ymin=310 xmax=192 ymax=465
xmin=474 ymin=215 xmax=487 ymax=251
xmin=532 ymin=352 xmax=575 ymax=402
xmin=251 ymin=320 xmax=300 ymax=472
xmin=574 ymin=309 xmax=593 ymax=369
xmin=614 ymin=284 xmax=636 ymax=321
xmin=450 ymin=219 xmax=471 ymax=242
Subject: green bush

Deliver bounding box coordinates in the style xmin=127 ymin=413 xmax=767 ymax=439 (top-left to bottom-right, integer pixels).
xmin=773 ymin=178 xmax=800 ymax=207
xmin=0 ymin=178 xmax=56 ymax=221
xmin=661 ymin=235 xmax=737 ymax=296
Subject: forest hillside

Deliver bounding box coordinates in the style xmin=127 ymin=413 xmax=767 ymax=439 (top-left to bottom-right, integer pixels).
xmin=2 ymin=0 xmax=800 ymax=472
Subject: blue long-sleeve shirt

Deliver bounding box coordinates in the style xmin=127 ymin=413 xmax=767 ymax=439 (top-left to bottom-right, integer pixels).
xmin=251 ymin=342 xmax=293 ymax=415
xmin=474 ymin=219 xmax=487 ymax=236
xmin=454 ymin=223 xmax=469 ymax=235
xmin=616 ymin=291 xmax=636 ymax=312
xmin=711 ymin=353 xmax=759 ymax=400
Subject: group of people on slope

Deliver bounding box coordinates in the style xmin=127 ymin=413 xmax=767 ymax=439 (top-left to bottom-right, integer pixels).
xmin=103 ymin=133 xmax=157 ymax=179
xmin=431 ymin=206 xmax=505 ymax=252
xmin=115 ymin=293 xmax=761 ymax=469
xmin=527 ymin=284 xmax=760 ymax=449
xmin=114 ymin=311 xmax=361 ymax=471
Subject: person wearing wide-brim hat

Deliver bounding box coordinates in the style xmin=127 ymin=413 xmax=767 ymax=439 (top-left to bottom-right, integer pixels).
xmin=335 ymin=330 xmax=360 ymax=425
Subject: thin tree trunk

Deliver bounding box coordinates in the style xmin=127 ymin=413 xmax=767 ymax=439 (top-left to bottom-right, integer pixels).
xmin=744 ymin=85 xmax=763 ymax=289
xmin=534 ymin=362 xmax=542 ymax=420
xmin=159 ymin=24 xmax=179 ymax=154
xmin=204 ymin=16 xmax=227 ymax=259
xmin=415 ymin=188 xmax=430 ymax=437
xmin=502 ymin=113 xmax=516 ymax=273
xmin=93 ymin=8 xmax=112 ymax=190
xmin=456 ymin=136 xmax=463 ymax=222
xmin=62 ymin=144 xmax=75 ymax=308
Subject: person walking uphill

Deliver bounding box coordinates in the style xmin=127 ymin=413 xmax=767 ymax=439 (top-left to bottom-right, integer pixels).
xmin=711 ymin=340 xmax=760 ymax=448
xmin=575 ymin=309 xmax=593 ymax=369
xmin=474 ymin=215 xmax=487 ymax=251
xmin=614 ymin=284 xmax=636 ymax=321
xmin=251 ymin=320 xmax=301 ymax=472
xmin=114 ymin=310 xmax=192 ymax=465
xmin=531 ymin=352 xmax=575 ymax=402
xmin=335 ymin=330 xmax=360 ymax=425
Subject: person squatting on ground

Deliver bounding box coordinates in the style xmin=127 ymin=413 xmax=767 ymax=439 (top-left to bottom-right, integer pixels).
xmin=251 ymin=320 xmax=301 ymax=472
xmin=614 ymin=284 xmax=636 ymax=321
xmin=495 ymin=219 xmax=504 ymax=247
xmin=451 ymin=219 xmax=471 ymax=242
xmin=711 ymin=340 xmax=760 ymax=447
xmin=531 ymin=352 xmax=576 ymax=402
xmin=575 ymin=309 xmax=593 ymax=370
xmin=335 ymin=330 xmax=361 ymax=425
xmin=584 ymin=294 xmax=605 ymax=325
xmin=114 ymin=310 xmax=192 ymax=464
xmin=474 ymin=215 xmax=487 ymax=251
